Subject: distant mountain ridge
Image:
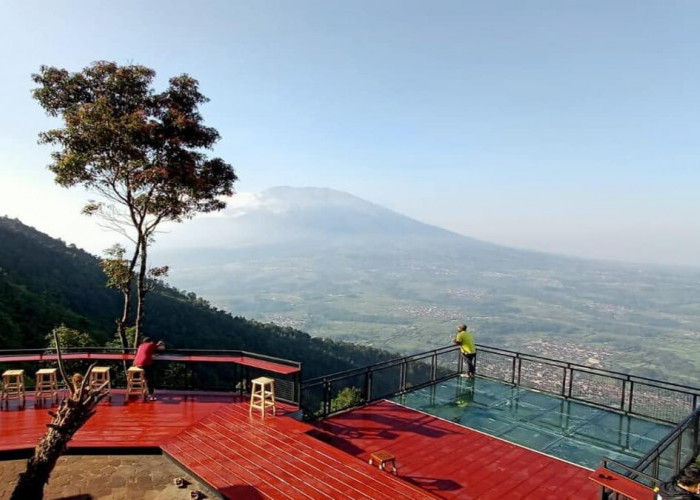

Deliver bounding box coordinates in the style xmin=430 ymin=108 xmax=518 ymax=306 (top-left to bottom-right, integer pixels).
xmin=152 ymin=186 xmax=700 ymax=385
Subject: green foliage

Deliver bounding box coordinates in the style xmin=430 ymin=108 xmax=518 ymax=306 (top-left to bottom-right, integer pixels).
xmin=330 ymin=386 xmax=365 ymax=413
xmin=101 ymin=245 xmax=132 ymax=294
xmin=46 ymin=325 xmax=97 ymax=349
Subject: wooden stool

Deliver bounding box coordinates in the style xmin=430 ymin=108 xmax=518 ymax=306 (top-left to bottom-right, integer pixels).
xmin=126 ymin=367 xmax=148 ymax=400
xmin=35 ymin=368 xmax=59 ymax=404
xmin=369 ymin=450 xmax=398 ymax=475
xmin=89 ymin=366 xmax=111 ymax=400
xmin=1 ymin=369 xmax=26 ymax=407
xmin=249 ymin=376 xmax=276 ymax=417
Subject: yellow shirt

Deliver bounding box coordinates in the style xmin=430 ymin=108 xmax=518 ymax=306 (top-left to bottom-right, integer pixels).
xmin=455 ymin=330 xmax=476 ymax=354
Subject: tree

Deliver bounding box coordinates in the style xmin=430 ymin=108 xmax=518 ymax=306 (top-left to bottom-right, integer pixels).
xmin=45 ymin=324 xmax=97 ymax=349
xmin=32 ymin=61 xmax=238 ymax=348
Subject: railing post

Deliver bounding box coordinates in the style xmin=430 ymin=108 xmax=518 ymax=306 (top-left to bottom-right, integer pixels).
xmin=675 ymin=431 xmax=683 ymax=473
xmin=627 ymin=378 xmax=634 ymax=414
xmin=366 ymin=368 xmax=373 ymax=402
xmin=431 ymin=351 xmax=437 ymax=383
xmin=694 ymin=412 xmax=700 ymax=458
xmin=323 ymin=378 xmax=331 ymax=419
xmin=515 ymin=354 xmax=522 ymax=386
xmin=400 ymin=359 xmax=407 ymax=393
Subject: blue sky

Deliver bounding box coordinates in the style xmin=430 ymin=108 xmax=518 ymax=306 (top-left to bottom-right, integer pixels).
xmin=1 ymin=1 xmax=699 ymax=266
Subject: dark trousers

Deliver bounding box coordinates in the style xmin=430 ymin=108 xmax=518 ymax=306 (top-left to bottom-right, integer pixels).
xmin=141 ymin=365 xmax=156 ymax=395
xmin=462 ymin=352 xmax=476 ymax=376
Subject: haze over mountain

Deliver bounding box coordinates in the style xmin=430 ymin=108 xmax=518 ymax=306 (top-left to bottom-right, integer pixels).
xmin=153 ymin=187 xmax=700 ymax=385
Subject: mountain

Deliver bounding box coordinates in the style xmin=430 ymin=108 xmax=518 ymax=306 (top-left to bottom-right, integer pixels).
xmin=0 ymin=216 xmax=396 ymax=379
xmin=153 ymin=186 xmax=700 ymax=385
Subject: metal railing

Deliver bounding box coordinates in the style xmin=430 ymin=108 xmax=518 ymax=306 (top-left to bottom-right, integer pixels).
xmin=602 ymin=405 xmax=700 ymax=492
xmin=0 ymin=347 xmax=302 ymax=404
xmin=300 ymin=345 xmax=458 ymax=420
xmin=477 ymin=344 xmax=700 ymax=424
xmin=300 ymin=343 xmax=700 ymax=424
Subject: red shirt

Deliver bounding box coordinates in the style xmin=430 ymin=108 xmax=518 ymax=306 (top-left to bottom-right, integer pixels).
xmin=134 ymin=342 xmax=158 ymax=367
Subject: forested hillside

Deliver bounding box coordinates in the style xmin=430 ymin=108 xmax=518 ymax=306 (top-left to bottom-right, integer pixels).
xmin=0 ymin=216 xmax=395 ymax=379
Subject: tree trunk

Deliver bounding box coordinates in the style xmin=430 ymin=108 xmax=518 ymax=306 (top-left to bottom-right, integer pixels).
xmin=117 ymin=288 xmax=132 ymax=375
xmin=134 ymin=238 xmax=148 ymax=346
xmin=11 ymin=350 xmax=108 ymax=500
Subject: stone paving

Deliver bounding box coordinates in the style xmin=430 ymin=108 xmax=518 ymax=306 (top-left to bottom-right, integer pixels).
xmin=0 ymin=454 xmax=217 ymax=499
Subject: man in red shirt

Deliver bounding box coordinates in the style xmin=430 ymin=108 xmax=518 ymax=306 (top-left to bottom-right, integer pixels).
xmin=134 ymin=338 xmax=165 ymax=401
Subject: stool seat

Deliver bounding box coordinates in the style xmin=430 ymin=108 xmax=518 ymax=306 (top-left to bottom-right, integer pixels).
xmin=2 ymin=369 xmax=26 ymax=408
xmin=249 ymin=376 xmax=276 ymax=418
xmin=89 ymin=366 xmax=111 ymax=401
xmin=35 ymin=368 xmax=59 ymax=405
xmin=369 ymin=450 xmax=398 ymax=475
xmin=126 ymin=366 xmax=148 ymax=401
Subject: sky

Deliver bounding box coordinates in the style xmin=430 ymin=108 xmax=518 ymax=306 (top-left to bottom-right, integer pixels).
xmin=1 ymin=1 xmax=699 ymax=267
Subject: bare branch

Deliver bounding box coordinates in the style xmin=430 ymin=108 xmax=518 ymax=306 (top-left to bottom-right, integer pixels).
xmin=52 ymin=328 xmax=73 ymax=396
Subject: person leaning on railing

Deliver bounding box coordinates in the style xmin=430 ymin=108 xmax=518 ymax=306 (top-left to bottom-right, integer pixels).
xmin=453 ymin=324 xmax=476 ymax=378
xmin=656 ymin=464 xmax=700 ymax=499
xmin=133 ymin=337 xmax=165 ymax=401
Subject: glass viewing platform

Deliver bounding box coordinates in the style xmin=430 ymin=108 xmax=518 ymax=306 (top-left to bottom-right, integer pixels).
xmin=392 ymin=377 xmax=673 ymax=470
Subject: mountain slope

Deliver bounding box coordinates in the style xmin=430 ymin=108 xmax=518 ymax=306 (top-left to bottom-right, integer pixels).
xmin=0 ymin=216 xmax=395 ymax=379
xmin=153 ymin=186 xmax=700 ymax=385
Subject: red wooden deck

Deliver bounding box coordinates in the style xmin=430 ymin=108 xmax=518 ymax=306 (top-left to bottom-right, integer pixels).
xmin=163 ymin=401 xmax=436 ymax=499
xmin=314 ymin=400 xmax=601 ymax=500
xmin=0 ymin=392 xmax=435 ymax=499
xmin=0 ymin=390 xmax=234 ymax=451
xmin=0 ymin=392 xmax=602 ymax=499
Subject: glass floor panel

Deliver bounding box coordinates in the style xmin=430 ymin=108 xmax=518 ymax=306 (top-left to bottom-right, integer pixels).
xmin=390 ymin=377 xmax=674 ymax=470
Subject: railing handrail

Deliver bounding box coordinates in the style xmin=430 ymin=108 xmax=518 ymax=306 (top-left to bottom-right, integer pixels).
xmin=302 ymin=345 xmax=456 ymax=386
xmin=0 ymin=347 xmax=301 ymax=369
xmin=479 ymin=344 xmax=700 ymax=393
xmin=630 ymin=405 xmax=700 ymax=478
xmin=302 ymin=342 xmax=700 ymax=395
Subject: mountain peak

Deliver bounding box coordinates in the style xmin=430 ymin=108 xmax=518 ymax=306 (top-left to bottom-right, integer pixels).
xmin=158 ymin=186 xmax=459 ymax=249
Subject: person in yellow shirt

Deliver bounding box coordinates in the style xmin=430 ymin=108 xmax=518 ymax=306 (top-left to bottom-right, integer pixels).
xmin=453 ymin=324 xmax=476 ymax=378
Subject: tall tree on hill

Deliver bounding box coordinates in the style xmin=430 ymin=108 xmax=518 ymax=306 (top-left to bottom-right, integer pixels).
xmin=32 ymin=61 xmax=237 ymax=348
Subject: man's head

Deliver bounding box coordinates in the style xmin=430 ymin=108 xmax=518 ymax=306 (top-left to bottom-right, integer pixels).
xmin=457 ymin=324 xmax=467 ymax=332
xmin=677 ymin=465 xmax=700 ymax=492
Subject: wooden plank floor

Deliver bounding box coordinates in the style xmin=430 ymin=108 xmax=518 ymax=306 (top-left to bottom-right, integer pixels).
xmin=0 ymin=390 xmax=234 ymax=451
xmin=0 ymin=391 xmax=436 ymax=499
xmin=313 ymin=400 xmax=601 ymax=500
xmin=1 ymin=392 xmax=602 ymax=499
xmin=162 ymin=402 xmax=437 ymax=499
